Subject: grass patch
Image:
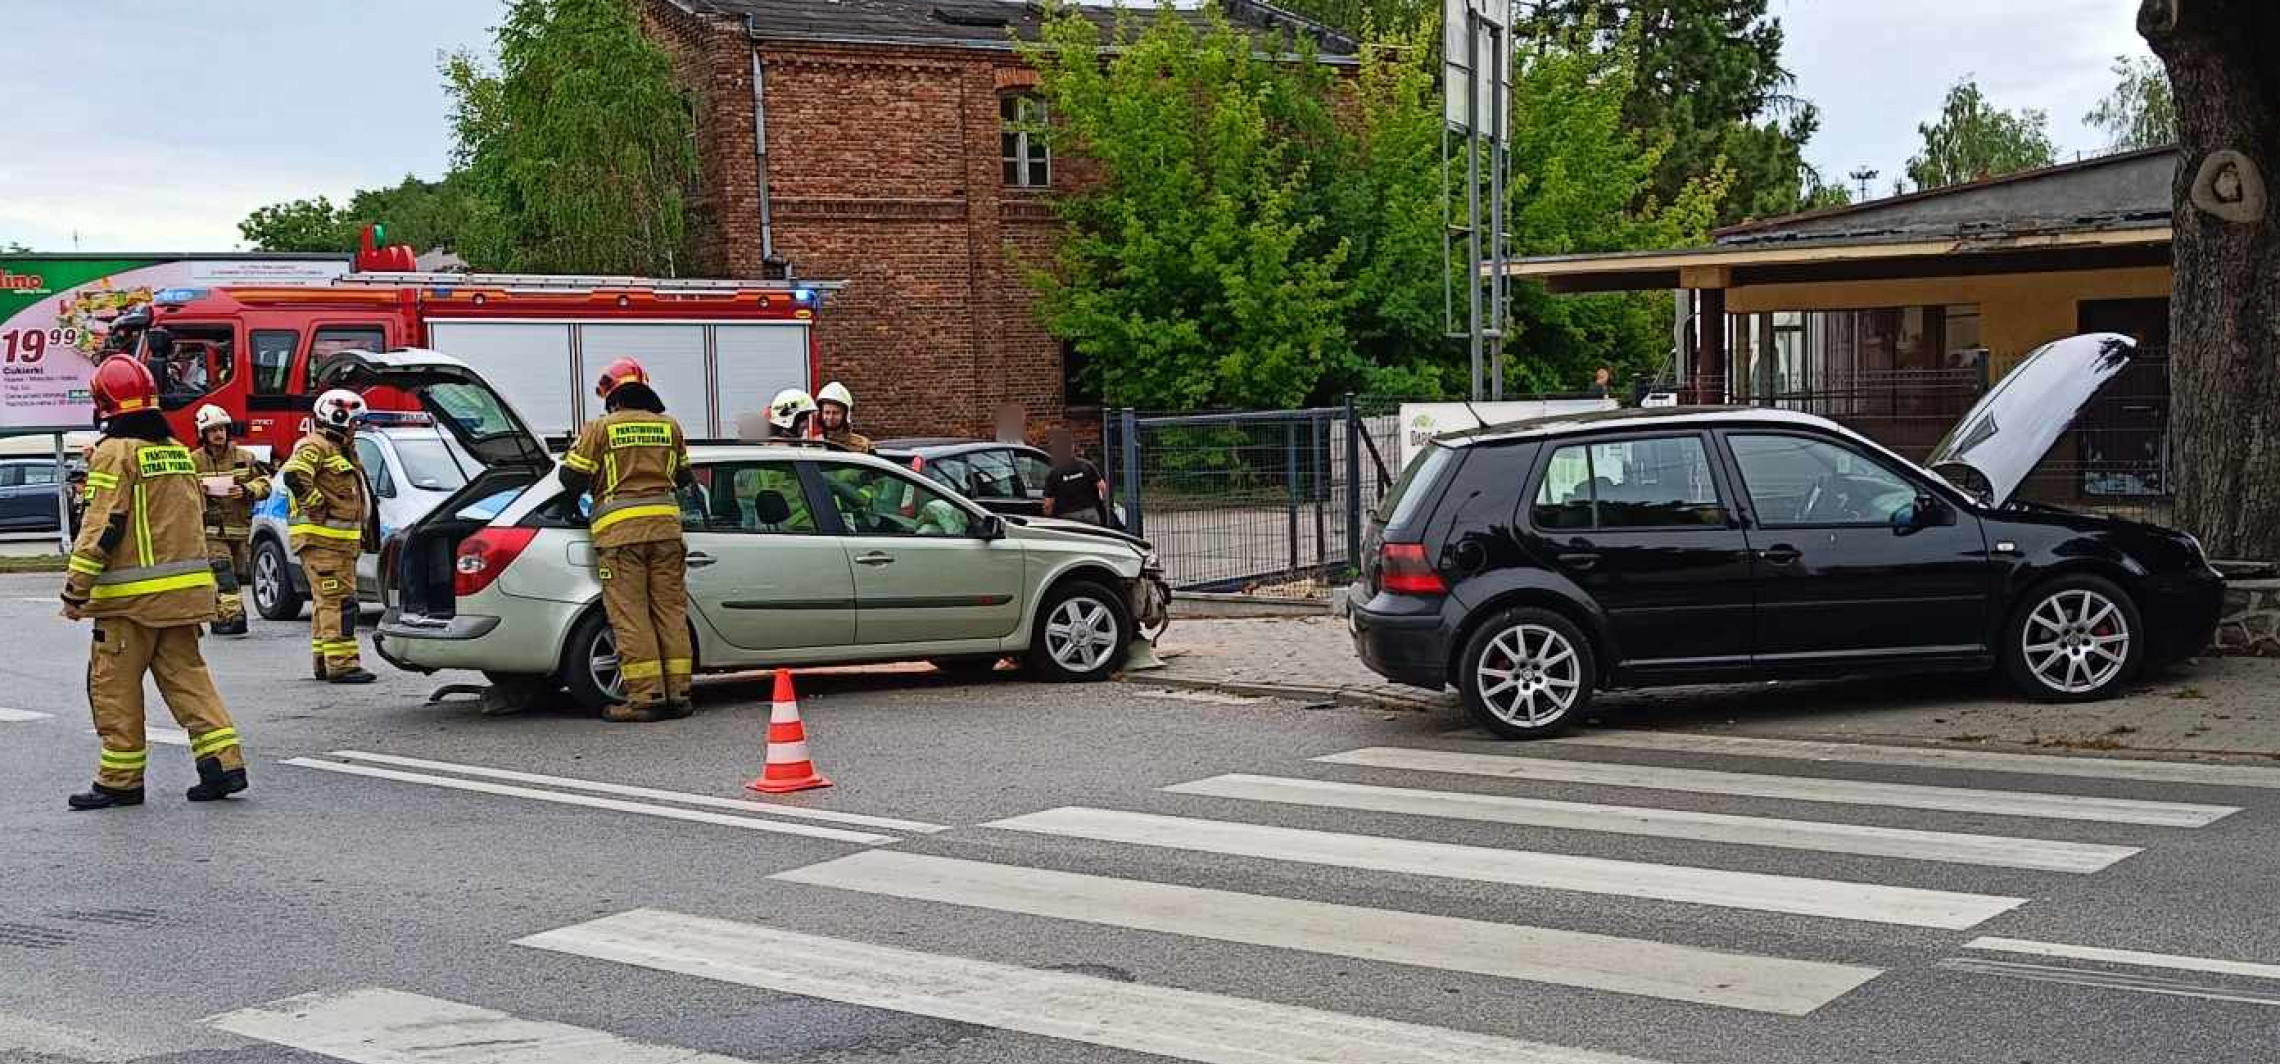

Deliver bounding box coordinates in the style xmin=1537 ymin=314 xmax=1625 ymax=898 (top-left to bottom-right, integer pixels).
xmin=0 ymin=554 xmax=67 ymax=574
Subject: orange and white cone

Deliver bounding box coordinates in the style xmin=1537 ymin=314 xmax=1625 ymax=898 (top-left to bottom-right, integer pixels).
xmin=747 ymin=670 xmax=830 ymax=794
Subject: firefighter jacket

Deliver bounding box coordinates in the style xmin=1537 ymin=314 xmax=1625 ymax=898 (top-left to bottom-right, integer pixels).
xmin=562 ymin=409 xmax=692 ymax=549
xmin=823 ymin=426 xmax=875 ymax=455
xmin=192 ymin=444 xmax=271 ymax=540
xmin=63 ymin=436 xmax=218 ymax=626
xmin=280 ymin=432 xmax=371 ymax=556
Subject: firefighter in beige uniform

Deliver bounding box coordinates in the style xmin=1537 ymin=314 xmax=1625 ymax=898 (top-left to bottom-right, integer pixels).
xmin=190 ymin=403 xmax=270 ymax=635
xmin=63 ymin=356 xmax=247 ymax=810
xmin=815 ymin=381 xmax=874 ymax=454
xmin=561 ymin=358 xmax=697 ymax=722
xmin=280 ymin=389 xmax=378 ymax=684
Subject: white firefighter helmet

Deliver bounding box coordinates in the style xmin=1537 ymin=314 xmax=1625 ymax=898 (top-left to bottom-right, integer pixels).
xmin=193 ymin=403 xmax=232 ymax=435
xmin=312 ymin=389 xmax=367 ymax=432
xmin=817 ymin=381 xmax=855 ymax=416
xmin=767 ymin=388 xmax=817 ymax=433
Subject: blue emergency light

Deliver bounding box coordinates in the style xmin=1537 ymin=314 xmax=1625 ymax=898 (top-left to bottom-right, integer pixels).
xmin=357 ymin=411 xmax=434 ymax=427
xmin=793 ymin=288 xmax=815 ymax=305
xmin=154 ymin=288 xmax=207 ymax=305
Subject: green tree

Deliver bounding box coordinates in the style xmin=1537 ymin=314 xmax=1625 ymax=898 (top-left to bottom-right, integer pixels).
xmin=1022 ymin=5 xmax=1351 ymax=410
xmin=2085 ymin=54 xmax=2178 ymax=152
xmin=1270 ymin=0 xmax=1433 ymax=30
xmin=238 ymin=196 xmax=354 ymax=252
xmin=445 ymin=0 xmax=698 ymax=275
xmin=1523 ymin=1 xmax=1812 ymax=225
xmin=1905 ymin=79 xmax=2057 ymax=190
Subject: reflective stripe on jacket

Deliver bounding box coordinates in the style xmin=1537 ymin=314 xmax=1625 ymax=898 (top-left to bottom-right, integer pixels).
xmin=565 ymin=410 xmax=690 ymax=548
xmin=63 ymin=438 xmax=217 ymax=626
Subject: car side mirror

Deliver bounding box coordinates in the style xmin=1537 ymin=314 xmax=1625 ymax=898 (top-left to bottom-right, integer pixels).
xmin=976 ymin=514 xmax=1007 ymax=540
xmin=1892 ymin=494 xmax=1948 ymax=535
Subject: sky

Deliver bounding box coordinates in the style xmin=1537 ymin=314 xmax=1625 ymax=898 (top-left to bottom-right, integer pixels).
xmin=0 ymin=0 xmax=2153 ymax=253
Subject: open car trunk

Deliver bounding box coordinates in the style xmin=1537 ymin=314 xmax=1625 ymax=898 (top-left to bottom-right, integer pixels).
xmin=317 ymin=348 xmax=555 ymax=624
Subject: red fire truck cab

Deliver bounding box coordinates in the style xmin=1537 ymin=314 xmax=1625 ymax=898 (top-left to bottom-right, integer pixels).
xmin=138 ymin=255 xmax=830 ymax=454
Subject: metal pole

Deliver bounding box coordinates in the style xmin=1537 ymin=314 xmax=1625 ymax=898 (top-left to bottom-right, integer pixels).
xmin=1343 ymin=394 xmax=1362 ymax=569
xmin=1488 ymin=19 xmax=1508 ymax=402
xmin=52 ymin=432 xmax=70 ymax=554
xmin=1465 ymin=8 xmax=1484 ymax=402
xmin=1312 ymin=413 xmax=1328 ymax=580
xmin=1285 ymin=421 xmax=1300 ymax=580
xmin=1118 ymin=408 xmax=1143 ymax=538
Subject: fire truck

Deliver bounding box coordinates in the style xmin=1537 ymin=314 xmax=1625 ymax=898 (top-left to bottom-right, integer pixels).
xmin=131 ymin=234 xmax=833 ymax=453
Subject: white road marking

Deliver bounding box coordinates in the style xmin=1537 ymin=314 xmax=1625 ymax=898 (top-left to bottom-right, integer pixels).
xmin=1965 ymin=937 xmax=2280 ymax=982
xmin=281 ymin=758 xmax=892 ymax=844
xmin=1318 ymin=747 xmax=2240 ymax=827
xmin=775 ymin=851 xmax=1882 ymax=1015
xmin=1166 ymin=774 xmax=2140 ymax=873
xmin=0 ymin=708 xmax=52 ymax=722
xmin=1549 ymin=731 xmax=2280 ymax=790
xmin=1936 ymin=957 xmax=2280 ymax=1008
xmin=520 ymin=909 xmax=1686 ymax=1064
xmin=328 ymin=750 xmax=949 ymax=834
xmin=207 ymin=986 xmax=753 ymax=1063
xmin=985 ymin=806 xmax=2023 ymax=929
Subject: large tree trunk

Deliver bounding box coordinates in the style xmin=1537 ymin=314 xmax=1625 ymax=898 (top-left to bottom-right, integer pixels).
xmin=2141 ymin=0 xmax=2280 ymax=560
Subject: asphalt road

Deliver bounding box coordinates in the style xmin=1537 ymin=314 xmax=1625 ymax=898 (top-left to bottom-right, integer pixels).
xmin=3 ymin=572 xmax=2278 ymax=1064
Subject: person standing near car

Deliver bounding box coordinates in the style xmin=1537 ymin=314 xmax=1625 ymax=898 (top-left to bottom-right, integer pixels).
xmin=560 ymin=359 xmax=697 ymax=723
xmin=190 ymin=403 xmax=270 ymax=636
xmin=1042 ymin=427 xmax=1111 ymax=525
xmin=815 ymin=382 xmax=874 ymax=454
xmin=61 ymin=356 xmax=246 ymax=810
xmin=280 ymin=389 xmax=378 ymax=684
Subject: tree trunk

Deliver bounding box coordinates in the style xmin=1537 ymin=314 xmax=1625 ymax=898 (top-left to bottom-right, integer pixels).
xmin=2141 ymin=0 xmax=2280 ymax=560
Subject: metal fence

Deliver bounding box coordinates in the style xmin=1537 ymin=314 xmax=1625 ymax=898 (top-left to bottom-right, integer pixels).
xmin=1101 ymin=399 xmax=1402 ymax=597
xmin=1111 ymin=358 xmax=2178 ymax=598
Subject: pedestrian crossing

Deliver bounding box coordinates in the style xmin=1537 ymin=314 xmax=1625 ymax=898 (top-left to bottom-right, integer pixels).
xmin=206 ymin=730 xmax=2276 ymax=1064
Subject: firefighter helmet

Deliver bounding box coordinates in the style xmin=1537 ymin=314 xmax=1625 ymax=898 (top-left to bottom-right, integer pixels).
xmin=90 ymin=356 xmax=160 ymax=421
xmin=312 ymin=389 xmax=366 ymax=433
xmin=767 ymin=388 xmax=817 ymax=433
xmin=595 ymin=358 xmax=651 ymax=402
xmin=194 ymin=403 xmax=232 ymax=436
xmin=817 ymin=381 xmax=855 ymax=415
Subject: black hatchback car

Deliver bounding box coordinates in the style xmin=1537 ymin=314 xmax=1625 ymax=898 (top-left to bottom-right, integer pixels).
xmin=1348 ymin=334 xmax=2226 ymax=738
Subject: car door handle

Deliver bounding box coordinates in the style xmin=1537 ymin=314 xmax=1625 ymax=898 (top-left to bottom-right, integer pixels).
xmin=1556 ymin=551 xmax=1599 ymax=570
xmin=685 ymin=552 xmax=717 ymax=569
xmin=855 ymin=551 xmax=896 ymax=566
xmin=1758 ymin=545 xmax=1802 ymax=565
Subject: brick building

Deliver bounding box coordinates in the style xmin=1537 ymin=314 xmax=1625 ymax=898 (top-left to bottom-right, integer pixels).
xmin=639 ymin=0 xmax=1351 ymax=441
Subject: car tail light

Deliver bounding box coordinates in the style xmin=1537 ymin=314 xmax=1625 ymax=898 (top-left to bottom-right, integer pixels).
xmin=454 ymin=528 xmax=538 ymax=597
xmin=1380 ymin=542 xmax=1446 ymax=595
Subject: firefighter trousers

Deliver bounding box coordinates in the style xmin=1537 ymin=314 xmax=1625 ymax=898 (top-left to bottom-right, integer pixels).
xmin=597 ymin=539 xmax=691 ymax=709
xmin=205 ymin=537 xmax=251 ymax=625
xmin=302 ymin=548 xmax=362 ymax=677
xmin=88 ymin=617 xmax=242 ymax=790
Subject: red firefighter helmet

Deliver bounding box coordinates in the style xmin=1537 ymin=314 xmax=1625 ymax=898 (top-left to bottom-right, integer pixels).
xmin=595 ymin=358 xmax=650 ymax=402
xmin=90 ymin=356 xmax=159 ymax=421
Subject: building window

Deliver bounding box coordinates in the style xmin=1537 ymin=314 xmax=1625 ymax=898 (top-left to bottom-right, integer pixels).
xmin=1001 ymin=95 xmax=1050 ymax=188
xmin=1062 ymin=340 xmax=1099 ymax=407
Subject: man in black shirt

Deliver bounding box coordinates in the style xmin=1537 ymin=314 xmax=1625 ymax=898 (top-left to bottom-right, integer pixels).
xmin=1041 ymin=427 xmax=1110 ymax=526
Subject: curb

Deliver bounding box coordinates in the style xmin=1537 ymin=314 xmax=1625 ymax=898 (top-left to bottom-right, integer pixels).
xmin=1120 ymin=671 xmax=1451 ymax=713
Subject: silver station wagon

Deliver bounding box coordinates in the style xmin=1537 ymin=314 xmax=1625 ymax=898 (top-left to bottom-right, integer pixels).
xmin=326 ymin=349 xmax=1169 ymax=711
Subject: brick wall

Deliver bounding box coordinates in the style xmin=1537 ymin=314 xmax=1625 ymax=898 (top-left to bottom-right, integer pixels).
xmin=639 ymin=3 xmax=1083 ymax=443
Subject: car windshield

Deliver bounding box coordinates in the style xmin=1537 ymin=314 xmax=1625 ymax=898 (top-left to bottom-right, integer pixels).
xmin=391 ymin=437 xmax=471 ymax=493
xmin=1377 ymin=444 xmax=1455 ymax=530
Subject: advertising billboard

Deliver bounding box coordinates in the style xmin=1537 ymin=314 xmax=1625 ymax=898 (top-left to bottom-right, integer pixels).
xmin=0 ymin=254 xmax=346 ymax=433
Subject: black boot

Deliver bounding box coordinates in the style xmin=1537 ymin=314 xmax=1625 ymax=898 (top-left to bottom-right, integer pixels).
xmin=185 ymin=757 xmax=248 ymax=802
xmin=312 ymin=654 xmax=327 ymax=681
xmin=659 ymin=699 xmax=693 ymax=720
xmin=211 ymin=615 xmax=248 ymax=636
xmin=67 ymin=783 xmax=145 ymax=811
xmin=327 ymin=668 xmax=378 ymax=685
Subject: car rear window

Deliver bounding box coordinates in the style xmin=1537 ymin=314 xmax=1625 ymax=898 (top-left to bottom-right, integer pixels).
xmin=1378 ymin=444 xmax=1456 ymax=532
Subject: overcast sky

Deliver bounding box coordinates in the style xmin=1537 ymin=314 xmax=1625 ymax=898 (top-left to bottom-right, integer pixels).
xmin=0 ymin=0 xmax=2151 ymax=253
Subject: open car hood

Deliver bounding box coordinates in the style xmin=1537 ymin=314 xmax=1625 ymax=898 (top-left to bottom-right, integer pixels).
xmin=314 ymin=348 xmax=553 ymax=474
xmin=1926 ymin=332 xmax=2137 ymax=508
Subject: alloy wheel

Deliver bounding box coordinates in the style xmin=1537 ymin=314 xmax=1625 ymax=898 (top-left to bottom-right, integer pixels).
xmin=1045 ymin=597 xmax=1117 ymax=673
xmin=2022 ymin=588 xmax=2130 ymax=694
xmin=589 ymin=626 xmax=625 ymax=702
xmin=253 ymin=549 xmax=281 ymax=614
xmin=1475 ymin=623 xmax=1582 ymax=727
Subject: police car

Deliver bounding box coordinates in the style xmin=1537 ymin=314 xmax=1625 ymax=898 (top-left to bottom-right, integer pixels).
xmin=248 ymin=413 xmax=474 ymax=620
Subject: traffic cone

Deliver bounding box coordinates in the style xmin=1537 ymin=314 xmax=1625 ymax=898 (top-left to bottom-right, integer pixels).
xmin=747 ymin=670 xmax=830 ymax=794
